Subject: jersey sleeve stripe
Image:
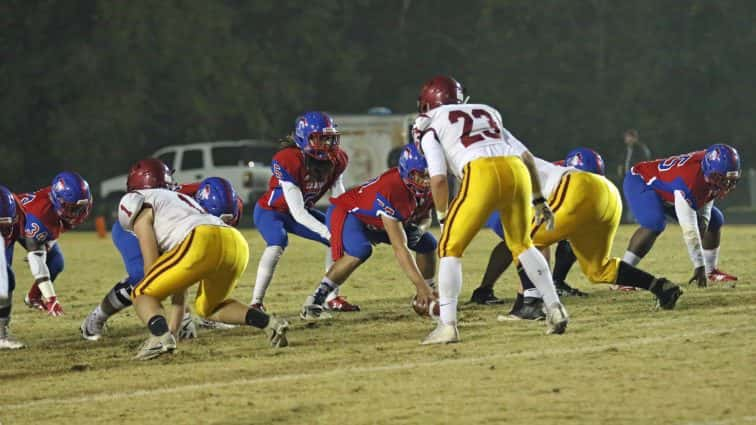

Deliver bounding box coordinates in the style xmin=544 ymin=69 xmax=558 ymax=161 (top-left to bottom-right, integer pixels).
xmin=132 ymin=229 xmax=196 ymax=297
xmin=439 ymin=163 xmax=472 ymax=257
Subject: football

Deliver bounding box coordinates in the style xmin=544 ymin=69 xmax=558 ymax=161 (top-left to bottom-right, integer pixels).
xmin=411 ymin=296 xmax=440 ymax=319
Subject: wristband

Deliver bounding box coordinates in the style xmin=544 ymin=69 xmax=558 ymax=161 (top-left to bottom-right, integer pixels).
xmin=435 ymin=209 xmax=447 ymax=224
xmin=533 ymin=196 xmax=547 ymax=205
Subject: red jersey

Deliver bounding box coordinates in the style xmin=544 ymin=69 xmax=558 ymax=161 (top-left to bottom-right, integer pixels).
xmin=258 ymin=147 xmax=348 ymax=214
xmin=631 ymin=150 xmax=715 ymax=209
xmin=14 ymin=187 xmax=67 ymax=243
xmin=331 ymin=168 xmax=417 ymax=230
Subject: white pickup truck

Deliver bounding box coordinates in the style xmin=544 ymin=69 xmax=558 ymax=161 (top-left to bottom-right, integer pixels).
xmin=100 ymin=139 xmax=278 ymax=208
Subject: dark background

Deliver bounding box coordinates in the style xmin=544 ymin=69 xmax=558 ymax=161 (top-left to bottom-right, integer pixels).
xmin=1 ymin=1 xmax=753 ymax=204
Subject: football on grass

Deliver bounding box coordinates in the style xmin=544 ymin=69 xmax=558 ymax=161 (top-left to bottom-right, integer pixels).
xmin=411 ymin=296 xmax=440 ymax=318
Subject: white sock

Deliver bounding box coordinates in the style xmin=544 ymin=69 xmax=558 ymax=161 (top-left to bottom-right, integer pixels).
xmin=523 ymin=288 xmax=542 ymax=299
xmin=251 ymin=246 xmax=284 ymax=304
xmin=325 ymin=285 xmax=340 ymax=302
xmin=438 ymin=257 xmax=462 ymax=325
xmin=518 ymin=247 xmax=560 ymax=306
xmin=703 ymin=247 xmax=719 ymax=274
xmin=622 ymin=251 xmax=642 ymax=266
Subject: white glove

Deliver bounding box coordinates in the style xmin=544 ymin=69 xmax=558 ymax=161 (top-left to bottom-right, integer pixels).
xmin=177 ymin=312 xmax=197 ymax=340
xmin=533 ymin=198 xmax=555 ymax=231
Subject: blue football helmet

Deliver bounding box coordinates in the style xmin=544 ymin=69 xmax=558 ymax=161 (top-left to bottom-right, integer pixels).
xmin=195 ymin=177 xmax=240 ymax=225
xmin=294 ymin=111 xmax=340 ymax=160
xmin=702 ymin=143 xmax=741 ymax=197
xmin=50 ymin=171 xmax=92 ymax=226
xmin=565 ymin=148 xmax=605 ymax=175
xmin=0 ymin=185 xmax=18 ymax=238
xmin=398 ymin=143 xmax=430 ymax=196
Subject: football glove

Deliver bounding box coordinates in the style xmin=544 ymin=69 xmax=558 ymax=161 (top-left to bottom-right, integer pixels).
xmin=404 ymin=224 xmax=423 ymax=248
xmin=178 ymin=313 xmax=197 ymax=340
xmin=688 ymin=266 xmax=707 ymax=288
xmin=533 ymin=198 xmax=555 ymax=231
xmin=42 ymin=296 xmax=64 ymax=316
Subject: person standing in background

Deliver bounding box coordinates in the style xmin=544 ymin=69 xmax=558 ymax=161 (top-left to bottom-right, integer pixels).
xmin=617 ymin=129 xmax=652 ymax=222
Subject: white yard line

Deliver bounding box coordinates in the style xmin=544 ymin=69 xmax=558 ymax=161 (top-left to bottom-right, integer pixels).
xmin=1 ymin=325 xmax=752 ymax=410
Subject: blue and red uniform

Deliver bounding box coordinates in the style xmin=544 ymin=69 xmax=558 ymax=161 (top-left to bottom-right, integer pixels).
xmin=328 ymin=168 xmax=437 ymax=261
xmin=2 ymin=199 xmax=24 ymax=296
xmin=13 ymin=187 xmax=67 ymax=281
xmin=624 ymin=151 xmax=724 ymax=233
xmin=255 ymin=147 xmax=348 ymax=247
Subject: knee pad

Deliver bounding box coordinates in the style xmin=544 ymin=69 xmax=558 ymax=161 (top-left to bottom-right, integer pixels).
xmin=409 ymin=231 xmax=438 ymax=253
xmin=47 ymin=246 xmax=65 ymax=281
xmin=346 ymin=242 xmax=372 ymax=262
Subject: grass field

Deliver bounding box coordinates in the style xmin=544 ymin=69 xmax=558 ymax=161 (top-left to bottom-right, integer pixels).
xmin=0 ymin=225 xmax=754 ymax=425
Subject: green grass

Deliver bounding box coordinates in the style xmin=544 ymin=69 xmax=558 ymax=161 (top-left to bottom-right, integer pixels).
xmin=1 ymin=225 xmax=755 ymax=425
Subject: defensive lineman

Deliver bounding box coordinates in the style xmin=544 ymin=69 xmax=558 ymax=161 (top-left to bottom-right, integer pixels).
xmin=414 ymin=75 xmax=568 ymax=344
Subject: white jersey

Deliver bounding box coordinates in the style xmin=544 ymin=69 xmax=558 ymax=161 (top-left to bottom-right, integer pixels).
xmin=416 ymin=103 xmax=570 ymax=197
xmin=118 ymin=188 xmax=226 ymax=253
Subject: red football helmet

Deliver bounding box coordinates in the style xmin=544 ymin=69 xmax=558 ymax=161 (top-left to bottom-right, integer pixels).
xmin=417 ymin=76 xmax=465 ymax=113
xmin=126 ymin=158 xmax=176 ymax=191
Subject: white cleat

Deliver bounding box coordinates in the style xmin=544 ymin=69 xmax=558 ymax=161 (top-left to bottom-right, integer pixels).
xmin=264 ymin=317 xmax=289 ymax=348
xmin=80 ymin=311 xmax=105 ymax=341
xmin=197 ymin=317 xmax=238 ymax=330
xmin=545 ymin=302 xmax=569 ymax=335
xmin=421 ymin=322 xmax=460 ymax=345
xmin=0 ymin=336 xmax=26 ymax=350
xmin=134 ymin=332 xmax=177 ymax=361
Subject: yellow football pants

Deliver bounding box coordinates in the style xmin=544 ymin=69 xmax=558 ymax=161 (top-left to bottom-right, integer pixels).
xmin=132 ymin=225 xmax=249 ymax=317
xmin=531 ymin=171 xmax=623 ymax=283
xmin=439 ymin=156 xmax=534 ymax=259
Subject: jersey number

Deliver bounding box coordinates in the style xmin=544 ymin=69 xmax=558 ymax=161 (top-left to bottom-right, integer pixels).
xmin=448 ymin=109 xmax=501 ymax=147
xmin=176 ymin=192 xmax=205 ymax=214
xmin=658 ymin=154 xmax=692 ymax=171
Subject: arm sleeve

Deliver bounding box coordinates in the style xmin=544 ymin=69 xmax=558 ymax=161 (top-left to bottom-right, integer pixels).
xmin=674 ymin=190 xmax=704 ymax=268
xmin=331 ymin=174 xmax=346 ymax=197
xmin=0 ymin=242 xmax=8 ymax=299
xmin=280 ymin=180 xmax=330 ymax=240
xmin=420 ymin=132 xmax=447 ymax=178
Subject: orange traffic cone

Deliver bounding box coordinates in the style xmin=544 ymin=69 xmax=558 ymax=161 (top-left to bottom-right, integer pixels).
xmin=95 ymin=216 xmax=107 ymax=238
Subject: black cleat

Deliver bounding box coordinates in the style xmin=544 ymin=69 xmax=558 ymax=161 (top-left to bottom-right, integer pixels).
xmin=651 ymin=278 xmax=683 ymax=310
xmin=469 ymin=287 xmax=505 ymax=305
xmin=556 ymin=281 xmax=589 ymax=297
xmin=498 ymin=296 xmax=545 ymax=321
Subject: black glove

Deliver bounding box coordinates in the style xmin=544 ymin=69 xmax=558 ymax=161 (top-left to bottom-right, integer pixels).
xmin=404 ymin=224 xmax=423 ymax=248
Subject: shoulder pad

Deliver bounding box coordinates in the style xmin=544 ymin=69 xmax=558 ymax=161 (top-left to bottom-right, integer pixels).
xmin=118 ymin=192 xmax=146 ymax=231
xmin=414 ymin=114 xmax=433 ymax=132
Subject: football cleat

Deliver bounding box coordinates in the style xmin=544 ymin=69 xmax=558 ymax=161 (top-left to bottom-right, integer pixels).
xmin=498 ymin=296 xmax=546 ymax=321
xmin=610 ymin=284 xmax=637 ymax=292
xmin=264 ymin=317 xmax=289 ymax=348
xmin=134 ymin=332 xmax=176 ymax=361
xmin=80 ymin=311 xmax=105 ymax=341
xmin=421 ymin=322 xmax=460 ymax=345
xmin=545 ymin=302 xmax=569 ymax=335
xmin=197 ymin=318 xmax=238 ymax=330
xmin=651 ymin=279 xmax=683 ymax=310
xmin=469 ymin=286 xmax=505 ymax=305
xmin=555 ymin=281 xmax=589 ymax=297
xmin=0 ymin=336 xmax=25 ymax=350
xmin=300 ymin=304 xmax=332 ymax=321
xmin=325 ymin=296 xmax=360 ymax=312
xmin=708 ymin=269 xmax=737 ymax=282
xmin=249 ymin=303 xmax=266 ymax=313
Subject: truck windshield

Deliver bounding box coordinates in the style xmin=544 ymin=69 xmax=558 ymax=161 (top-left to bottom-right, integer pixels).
xmin=212 ymin=145 xmax=278 ymax=167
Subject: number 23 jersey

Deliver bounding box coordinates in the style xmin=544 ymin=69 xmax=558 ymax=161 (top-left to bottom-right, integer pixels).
xmin=118 ymin=188 xmax=225 ymax=253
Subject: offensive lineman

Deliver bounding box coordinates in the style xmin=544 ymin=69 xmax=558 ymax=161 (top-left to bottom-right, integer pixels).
xmin=414 ymin=75 xmax=568 ymax=344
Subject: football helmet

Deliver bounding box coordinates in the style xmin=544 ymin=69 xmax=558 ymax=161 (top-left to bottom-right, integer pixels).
xmin=702 ymin=144 xmax=741 ymax=197
xmin=294 ymin=111 xmax=340 ymax=161
xmin=417 ymin=75 xmax=464 ymax=113
xmin=0 ymin=185 xmax=18 ymax=238
xmin=126 ymin=158 xmax=176 ymax=192
xmin=564 ymin=148 xmax=606 ymax=175
xmin=50 ymin=172 xmax=92 ymax=226
xmin=195 ymin=177 xmax=240 ymax=225
xmin=398 ymin=143 xmax=430 ymax=196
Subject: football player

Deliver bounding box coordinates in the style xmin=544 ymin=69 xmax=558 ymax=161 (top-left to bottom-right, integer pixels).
xmin=414 ymin=75 xmax=567 ymax=343
xmin=251 ymin=111 xmax=357 ymax=312
xmin=470 ymin=148 xmax=603 ymax=306
xmin=300 ymin=144 xmax=438 ymax=319
xmin=17 ymin=172 xmax=92 ymax=316
xmin=622 ymin=144 xmax=740 ymax=286
xmin=118 ymin=159 xmax=288 ymax=360
xmin=1 ymin=185 xmax=24 ymax=349
xmin=81 ymin=162 xmax=242 ymax=341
